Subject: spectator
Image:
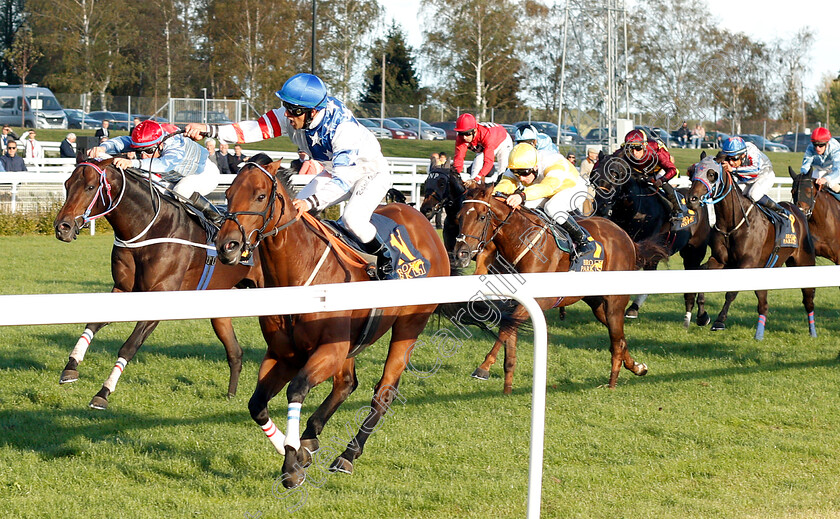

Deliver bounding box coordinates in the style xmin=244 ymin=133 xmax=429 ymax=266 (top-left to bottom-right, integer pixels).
xmin=22 ymin=129 xmax=43 ymax=159
xmin=218 ymin=142 xmax=232 ymax=173
xmin=428 ymin=152 xmax=439 ymax=171
xmin=290 ymin=148 xmax=310 ymax=172
xmin=228 ymin=144 xmax=247 ymax=172
xmin=579 ymin=145 xmax=600 ymax=181
xmin=0 ymin=125 xmax=17 ymax=150
xmin=1 ymin=140 xmax=27 ymax=171
xmin=205 ymin=138 xmax=231 ymax=176
xmin=565 ymin=152 xmax=577 ymax=166
xmin=131 ymin=117 xmax=141 ymax=132
xmin=691 ymin=123 xmax=705 ymax=149
xmin=675 ymin=121 xmax=691 ymax=148
xmin=438 ymin=151 xmax=450 ymax=169
xmin=95 ymin=120 xmax=110 ymax=140
xmin=60 ymin=132 xmax=77 ymax=158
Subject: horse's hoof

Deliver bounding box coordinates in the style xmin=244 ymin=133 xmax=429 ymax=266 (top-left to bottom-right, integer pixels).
xmin=471 ymin=368 xmax=490 ymax=380
xmin=89 ymin=395 xmax=109 ymax=410
xmin=297 ymin=439 xmax=319 ymax=467
xmin=633 ymin=363 xmax=648 ymax=376
xmin=625 ymin=306 xmax=639 ymax=319
xmin=696 ymin=312 xmax=710 ymax=327
xmin=60 ymin=369 xmax=79 ymax=384
xmin=503 ymin=385 xmax=513 ymax=395
xmin=280 ymin=470 xmax=306 ymax=489
xmin=330 ymin=456 xmax=354 ymax=475
xmin=711 ymin=321 xmax=725 ymax=331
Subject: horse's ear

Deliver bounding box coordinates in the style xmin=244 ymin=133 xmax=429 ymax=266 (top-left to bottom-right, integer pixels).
xmin=808 ymin=166 xmax=814 ymax=177
xmin=714 ymin=151 xmax=725 ymax=163
xmin=700 ymin=150 xmax=707 ymax=160
xmin=76 ymin=149 xmax=87 ymax=164
xmin=598 ymin=150 xmax=605 ymax=161
xmin=788 ymin=165 xmax=798 ymax=179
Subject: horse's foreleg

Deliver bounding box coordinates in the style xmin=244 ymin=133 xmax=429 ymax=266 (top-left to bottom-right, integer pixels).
xmin=209 ymin=317 xmax=244 ymax=398
xmin=802 ymin=287 xmax=817 ymax=338
xmin=89 ymin=320 xmax=159 ymax=410
xmin=754 ymin=289 xmax=769 ymax=340
xmin=711 ymin=291 xmax=739 ymax=332
xmin=60 ymin=322 xmax=110 ymax=384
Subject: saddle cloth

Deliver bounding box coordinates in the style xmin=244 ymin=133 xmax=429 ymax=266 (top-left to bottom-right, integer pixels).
xmin=323 ymin=214 xmax=431 ymax=280
xmin=670 ymin=192 xmax=698 ymax=232
xmin=529 ymin=209 xmax=604 ymax=272
xmin=755 ymin=204 xmax=798 ymax=250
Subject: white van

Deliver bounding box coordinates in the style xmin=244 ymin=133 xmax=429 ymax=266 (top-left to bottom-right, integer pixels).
xmin=0 ymin=83 xmax=68 ymax=129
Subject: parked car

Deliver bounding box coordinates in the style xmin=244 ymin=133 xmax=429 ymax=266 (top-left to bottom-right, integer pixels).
xmin=0 ymin=84 xmax=68 ymax=129
xmin=583 ymin=127 xmax=613 ymax=144
xmin=87 ymin=111 xmax=126 ymax=130
xmin=430 ymin=121 xmax=457 ymax=139
xmin=64 ymin=109 xmax=100 ymax=129
xmin=135 ymin=114 xmax=170 ymax=124
xmin=387 ymin=117 xmax=446 ymax=140
xmin=501 ymin=124 xmax=517 ymax=141
xmin=736 ymin=134 xmax=790 ymax=153
xmin=512 ymin=121 xmax=579 ymax=144
xmin=362 ymin=118 xmax=418 ymax=139
xmin=172 ymin=110 xmax=233 ymax=125
xmin=636 ymin=126 xmax=675 ymax=147
xmin=357 ymin=117 xmax=392 ymax=140
xmin=771 ymin=132 xmax=812 ymax=152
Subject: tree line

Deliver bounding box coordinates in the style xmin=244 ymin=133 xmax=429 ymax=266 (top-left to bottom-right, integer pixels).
xmin=1 ymin=0 xmax=838 ymax=131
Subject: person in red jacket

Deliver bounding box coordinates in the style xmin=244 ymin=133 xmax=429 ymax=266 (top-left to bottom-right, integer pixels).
xmin=611 ymin=129 xmax=684 ymax=220
xmin=451 ymin=113 xmax=513 ymax=182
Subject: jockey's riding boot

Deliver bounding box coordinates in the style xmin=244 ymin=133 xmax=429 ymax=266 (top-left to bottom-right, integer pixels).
xmin=362 ymin=237 xmax=393 ymax=279
xmin=559 ymin=217 xmax=596 ymax=259
xmin=661 ymin=181 xmax=684 ymax=220
xmin=188 ymin=192 xmax=225 ymax=226
xmin=757 ymin=195 xmax=787 ymax=218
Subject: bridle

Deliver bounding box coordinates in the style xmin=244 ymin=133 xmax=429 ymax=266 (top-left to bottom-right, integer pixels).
xmin=455 ymin=197 xmax=514 ymax=258
xmin=693 ymin=167 xmax=752 ymax=236
xmin=223 ymin=162 xmax=297 ymax=257
xmin=423 ymin=171 xmax=451 ymax=217
xmin=792 ymin=174 xmax=818 ymax=218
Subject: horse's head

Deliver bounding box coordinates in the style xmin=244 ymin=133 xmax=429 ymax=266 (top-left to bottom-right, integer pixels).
xmin=54 ymin=158 xmax=120 ymax=242
xmin=789 ymin=165 xmax=816 ymax=218
xmin=419 ymin=169 xmax=450 ymax=219
xmin=686 ymin=155 xmax=724 ymax=210
xmin=453 ymin=181 xmax=498 ymax=269
xmin=589 ymin=153 xmax=634 ymax=217
xmin=216 ymin=153 xmax=294 ymax=265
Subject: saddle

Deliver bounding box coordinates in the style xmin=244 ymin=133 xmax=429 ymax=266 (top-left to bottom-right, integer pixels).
xmin=321 ymin=214 xmax=431 ymax=281
xmin=528 ymin=208 xmax=604 ymax=272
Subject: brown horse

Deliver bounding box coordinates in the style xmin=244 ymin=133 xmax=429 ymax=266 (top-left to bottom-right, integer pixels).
xmin=214 ymin=158 xmax=449 ymax=487
xmin=790 ymin=166 xmax=840 ymax=266
xmin=686 ymin=157 xmax=816 ymax=339
xmin=452 ymin=182 xmax=657 ymax=392
xmin=53 ymin=159 xmax=263 ymax=409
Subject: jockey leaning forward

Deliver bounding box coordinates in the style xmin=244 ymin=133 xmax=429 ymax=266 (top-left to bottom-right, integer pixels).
xmin=88 ymin=119 xmax=223 ymax=222
xmin=801 ymin=127 xmax=840 ymax=192
xmin=451 ymin=113 xmax=513 ymax=183
xmin=514 ymin=124 xmax=559 ymax=155
xmin=494 ymin=142 xmax=596 ymax=265
xmin=720 ymin=136 xmax=786 ymax=217
xmin=610 ymin=129 xmax=685 ymax=221
xmin=185 ymin=72 xmax=393 ymax=268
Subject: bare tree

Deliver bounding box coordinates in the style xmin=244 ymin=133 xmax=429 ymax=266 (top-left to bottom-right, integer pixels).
xmin=774 ymin=28 xmax=814 ymax=131
xmin=4 ymin=24 xmax=42 ymax=127
xmin=319 ymin=0 xmax=382 ymax=101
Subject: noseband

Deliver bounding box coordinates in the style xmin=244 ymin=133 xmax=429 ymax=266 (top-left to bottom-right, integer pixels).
xmin=455 ymin=198 xmax=514 ymax=258
xmin=224 ymin=162 xmax=296 ymax=256
xmin=792 ymin=176 xmax=818 ymax=218
xmin=71 ymin=162 xmax=128 ymax=233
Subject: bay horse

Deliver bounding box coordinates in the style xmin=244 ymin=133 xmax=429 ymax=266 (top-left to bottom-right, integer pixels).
xmin=452 ymin=181 xmax=661 ymax=392
xmin=686 ymin=157 xmax=816 ymax=339
xmin=214 ymin=157 xmax=449 ymax=487
xmin=591 ymin=153 xmax=711 ymax=327
xmin=790 ymin=165 xmax=840 ymax=266
xmin=53 ymin=158 xmax=263 ymax=409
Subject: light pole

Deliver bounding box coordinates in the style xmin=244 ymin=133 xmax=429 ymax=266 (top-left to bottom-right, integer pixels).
xmin=311 ymin=0 xmax=317 ymax=74
xmin=201 ymin=88 xmax=207 ymax=125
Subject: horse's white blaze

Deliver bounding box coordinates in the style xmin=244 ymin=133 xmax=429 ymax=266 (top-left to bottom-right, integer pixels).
xmin=261 ymin=417 xmax=287 ymax=454
xmin=284 ymin=402 xmax=302 ymax=451
xmin=103 ymin=357 xmax=127 ymax=392
xmin=70 ymin=328 xmax=94 ymax=362
xmin=466 ymin=208 xmax=475 ymax=215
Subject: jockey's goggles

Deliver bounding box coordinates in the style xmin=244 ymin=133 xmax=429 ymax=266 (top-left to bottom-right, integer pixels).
xmin=814 ymin=142 xmax=828 ymax=148
xmin=282 ymin=101 xmax=310 ymax=117
xmin=457 ymin=129 xmax=476 ymax=137
xmin=133 ymin=145 xmax=157 ymax=155
xmin=626 ymin=143 xmax=645 ymax=151
xmin=511 ymin=168 xmax=537 ymax=177
xmin=724 ymin=153 xmax=744 ymax=162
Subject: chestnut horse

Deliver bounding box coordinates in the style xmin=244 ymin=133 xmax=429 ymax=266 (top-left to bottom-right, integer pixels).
xmin=54 ymin=159 xmax=263 ymax=409
xmin=215 ymin=158 xmax=448 ymax=487
xmin=686 ymin=157 xmax=816 ymax=339
xmin=452 ymin=182 xmax=659 ymax=392
xmin=790 ymin=166 xmax=840 ymax=266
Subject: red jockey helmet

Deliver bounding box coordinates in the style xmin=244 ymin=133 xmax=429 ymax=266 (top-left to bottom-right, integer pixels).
xmin=454 ymin=113 xmax=477 ymax=133
xmin=811 ymin=127 xmax=831 ymax=144
xmin=623 ymin=129 xmax=647 ymax=147
xmin=130 ymin=120 xmax=179 ymax=149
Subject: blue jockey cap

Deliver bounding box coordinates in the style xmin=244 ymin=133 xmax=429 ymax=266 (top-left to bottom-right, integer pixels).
xmin=515 ymin=125 xmax=538 ymax=142
xmin=275 ymin=73 xmax=328 ymax=109
xmin=721 ymin=136 xmax=747 ymax=156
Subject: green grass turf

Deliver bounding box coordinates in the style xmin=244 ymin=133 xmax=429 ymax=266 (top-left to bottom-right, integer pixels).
xmin=1 ymin=234 xmax=840 ymax=518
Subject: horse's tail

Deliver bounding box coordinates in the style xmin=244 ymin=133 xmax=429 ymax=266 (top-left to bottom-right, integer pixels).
xmin=634 ymin=238 xmax=670 ymax=270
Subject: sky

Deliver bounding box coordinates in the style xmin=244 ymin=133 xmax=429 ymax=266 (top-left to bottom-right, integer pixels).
xmin=379 ymin=0 xmax=840 ymax=96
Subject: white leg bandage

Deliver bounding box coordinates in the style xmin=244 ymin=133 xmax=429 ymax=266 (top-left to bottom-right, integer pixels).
xmin=284 ymin=402 xmax=302 ymax=451
xmin=261 ymin=418 xmax=287 ymax=454
xmin=103 ymin=357 xmax=127 ymax=393
xmin=70 ymin=328 xmax=95 ymax=363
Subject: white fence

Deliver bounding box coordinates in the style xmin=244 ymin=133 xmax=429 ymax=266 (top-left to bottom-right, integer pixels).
xmin=2 ymin=266 xmax=840 ymax=518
